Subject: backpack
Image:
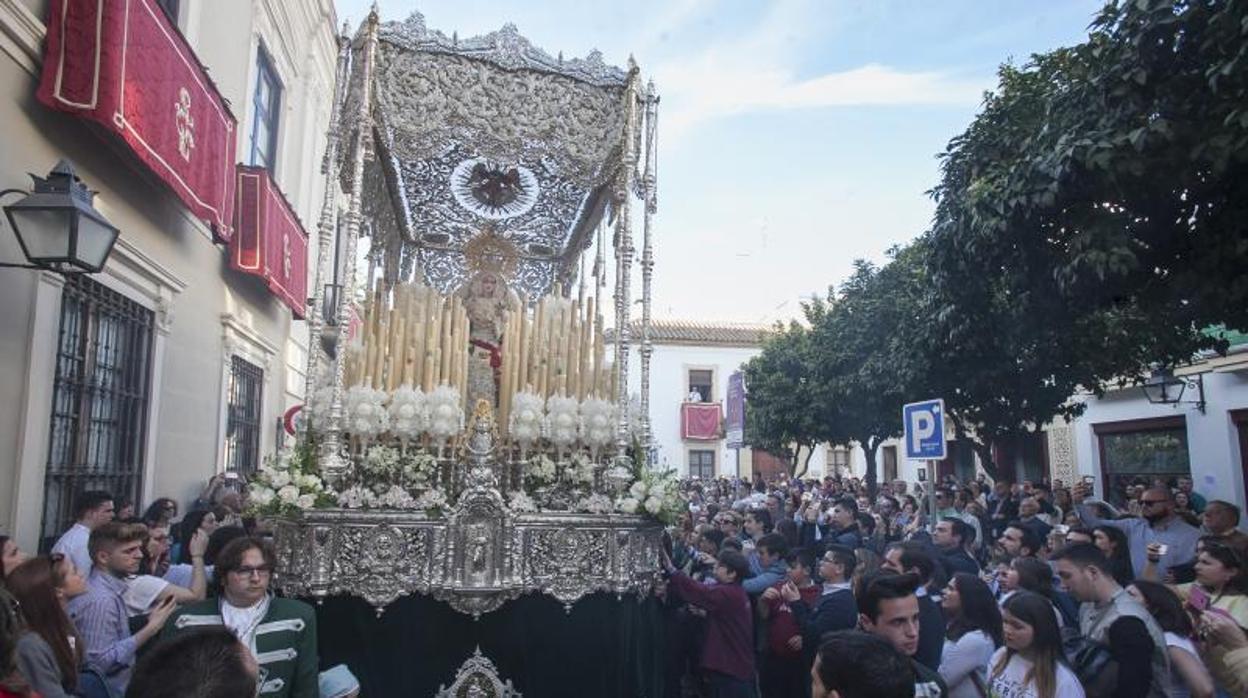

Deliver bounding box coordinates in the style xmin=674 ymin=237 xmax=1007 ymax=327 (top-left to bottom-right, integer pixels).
xmin=1061 ymin=625 xmax=1117 ymax=698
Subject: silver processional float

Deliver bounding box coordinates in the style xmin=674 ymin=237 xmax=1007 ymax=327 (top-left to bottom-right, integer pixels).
xmin=252 ymin=6 xmax=669 ymax=646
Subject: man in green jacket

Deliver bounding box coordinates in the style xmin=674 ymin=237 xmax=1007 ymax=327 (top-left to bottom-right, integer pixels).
xmin=163 ymin=536 xmax=318 ymax=697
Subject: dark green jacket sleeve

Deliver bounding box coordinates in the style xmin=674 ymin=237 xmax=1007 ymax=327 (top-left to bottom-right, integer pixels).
xmin=291 ymin=603 xmax=319 ymax=698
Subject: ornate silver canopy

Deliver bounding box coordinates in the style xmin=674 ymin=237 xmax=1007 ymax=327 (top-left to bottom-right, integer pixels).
xmin=334 ymin=11 xmax=651 ymax=299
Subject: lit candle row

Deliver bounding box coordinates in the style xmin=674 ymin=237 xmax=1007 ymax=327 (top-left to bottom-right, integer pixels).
xmin=346 ymin=280 xmax=468 ymax=400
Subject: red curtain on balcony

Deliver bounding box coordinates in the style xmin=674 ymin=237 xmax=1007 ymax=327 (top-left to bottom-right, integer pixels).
xmin=36 ymin=0 xmax=237 ymax=241
xmin=681 ymin=403 xmax=722 ymax=441
xmin=231 ymin=166 xmax=309 ymax=318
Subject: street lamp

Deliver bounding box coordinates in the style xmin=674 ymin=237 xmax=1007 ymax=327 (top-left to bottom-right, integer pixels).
xmin=1141 ymin=367 xmax=1206 ymax=414
xmin=1 ymin=160 xmax=120 ymax=274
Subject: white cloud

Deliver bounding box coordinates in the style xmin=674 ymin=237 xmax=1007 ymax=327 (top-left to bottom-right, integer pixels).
xmin=657 ymin=58 xmax=990 ymax=138
xmin=646 ymin=1 xmax=991 ymax=139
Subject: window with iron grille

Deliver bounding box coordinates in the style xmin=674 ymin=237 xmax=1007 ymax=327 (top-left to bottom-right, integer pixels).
xmin=689 ymin=449 xmax=715 ymax=479
xmin=41 ymin=276 xmax=153 ymax=547
xmin=248 ymin=46 xmax=282 ymax=171
xmin=225 ymin=356 xmax=264 ymax=475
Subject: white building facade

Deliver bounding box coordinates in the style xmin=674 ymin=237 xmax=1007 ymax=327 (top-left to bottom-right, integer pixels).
xmin=0 ymin=0 xmax=340 ymax=550
xmin=626 ymin=320 xmax=827 ymax=479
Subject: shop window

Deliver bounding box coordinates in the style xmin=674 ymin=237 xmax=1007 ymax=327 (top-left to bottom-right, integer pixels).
xmin=1094 ymin=417 xmax=1190 ymax=508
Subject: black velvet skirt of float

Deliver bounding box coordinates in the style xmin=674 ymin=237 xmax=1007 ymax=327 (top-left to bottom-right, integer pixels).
xmin=313 ymin=592 xmax=668 ymax=697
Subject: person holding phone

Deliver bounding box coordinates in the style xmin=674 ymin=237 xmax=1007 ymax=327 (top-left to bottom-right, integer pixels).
xmin=66 ymin=522 xmax=178 ymax=695
xmin=1157 ymin=540 xmax=1248 ymax=696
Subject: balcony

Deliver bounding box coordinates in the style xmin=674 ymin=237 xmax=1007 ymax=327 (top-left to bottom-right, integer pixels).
xmin=680 ymin=401 xmax=722 ymax=441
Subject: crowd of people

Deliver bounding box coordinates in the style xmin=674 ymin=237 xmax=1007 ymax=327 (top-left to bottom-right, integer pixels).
xmin=4 ymin=468 xmax=1248 ymax=698
xmin=0 ymin=476 xmax=360 ymax=698
xmin=661 ymin=472 xmax=1248 ymax=698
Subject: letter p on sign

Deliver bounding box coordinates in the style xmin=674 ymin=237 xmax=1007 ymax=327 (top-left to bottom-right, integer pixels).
xmin=903 ymin=399 xmax=947 ymax=460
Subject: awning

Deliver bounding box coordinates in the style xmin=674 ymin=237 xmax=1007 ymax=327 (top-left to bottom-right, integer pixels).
xmin=681 ymin=402 xmax=723 ymax=441
xmin=36 ymin=0 xmax=237 ymax=241
xmin=231 ymin=166 xmax=309 ymax=318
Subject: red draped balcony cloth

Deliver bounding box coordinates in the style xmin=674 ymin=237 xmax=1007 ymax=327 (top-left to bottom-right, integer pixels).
xmin=681 ymin=402 xmax=723 ymax=441
xmin=231 ymin=166 xmax=309 ymax=318
xmin=36 ymin=0 xmax=238 ymax=241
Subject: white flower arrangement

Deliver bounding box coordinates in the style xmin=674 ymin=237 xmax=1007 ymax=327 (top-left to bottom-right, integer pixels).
xmin=527 ymin=455 xmax=558 ymax=484
xmin=337 ymin=485 xmax=376 ymax=509
xmin=344 ymin=385 xmax=390 ymax=442
xmin=508 ymin=490 xmax=538 ymax=513
xmin=378 ymin=484 xmax=416 ymax=509
xmin=578 ymin=397 xmax=616 ymax=450
xmin=360 ymin=445 xmax=402 ymax=480
xmin=415 ymin=488 xmax=449 ymax=511
xmin=509 ymin=391 xmax=545 ymax=446
xmin=387 ymin=385 xmax=429 ymax=444
xmin=578 ymin=493 xmax=614 ymax=515
xmin=400 ymin=452 xmax=439 ymax=489
xmin=567 ymin=453 xmax=596 ymax=486
xmin=248 ymin=445 xmax=332 ymax=517
xmin=426 ymin=385 xmax=464 ymax=443
xmin=544 ymin=395 xmax=580 ymax=449
xmin=619 ymin=469 xmax=682 ymax=524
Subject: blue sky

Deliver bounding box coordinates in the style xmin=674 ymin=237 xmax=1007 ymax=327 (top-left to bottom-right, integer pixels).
xmin=337 ymin=0 xmax=1104 ymax=323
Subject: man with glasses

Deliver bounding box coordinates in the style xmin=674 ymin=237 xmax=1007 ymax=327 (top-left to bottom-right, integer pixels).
xmin=1074 ymin=483 xmax=1200 ymax=580
xmin=164 ymin=537 xmax=319 ymax=698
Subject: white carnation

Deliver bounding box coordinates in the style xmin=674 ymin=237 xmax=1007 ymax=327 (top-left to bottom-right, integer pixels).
xmin=249 ymin=486 xmax=275 ymax=507
xmin=617 ymin=497 xmax=640 ymax=514
xmin=644 ymin=496 xmax=663 ymax=515
xmin=629 ymin=481 xmax=648 ymax=499
xmin=277 ymin=485 xmax=300 ymax=504
xmin=296 ymin=493 xmax=316 ymax=510
xmin=269 ymin=470 xmax=291 ymax=488
xmin=508 ymin=490 xmax=538 ymax=513
xmin=580 ymin=493 xmax=614 ymax=515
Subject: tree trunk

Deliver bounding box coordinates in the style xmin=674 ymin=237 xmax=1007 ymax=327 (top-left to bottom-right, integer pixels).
xmin=970 ymin=440 xmax=999 ymax=483
xmin=951 ymin=415 xmax=1000 ymax=482
xmin=863 ymin=437 xmax=880 ymax=499
xmin=793 ymin=442 xmax=814 ymax=480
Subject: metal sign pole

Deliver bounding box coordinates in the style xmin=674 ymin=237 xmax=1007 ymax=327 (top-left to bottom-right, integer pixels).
xmin=927 ymin=459 xmax=940 ymax=532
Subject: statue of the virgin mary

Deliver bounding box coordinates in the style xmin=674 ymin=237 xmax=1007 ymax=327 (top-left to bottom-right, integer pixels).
xmin=457 ymin=231 xmax=520 ymax=409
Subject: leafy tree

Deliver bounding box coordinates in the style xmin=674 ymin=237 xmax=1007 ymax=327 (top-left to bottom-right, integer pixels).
xmin=807 ymin=243 xmax=934 ymax=496
xmin=742 ymin=321 xmax=838 ymax=479
xmin=924 ymin=0 xmax=1248 ymax=476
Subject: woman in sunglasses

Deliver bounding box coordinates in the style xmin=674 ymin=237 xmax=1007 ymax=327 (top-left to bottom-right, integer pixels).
xmin=5 ymin=554 xmax=87 ymax=697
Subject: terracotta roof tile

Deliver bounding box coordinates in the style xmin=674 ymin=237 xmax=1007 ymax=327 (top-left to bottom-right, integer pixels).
xmin=617 ymin=319 xmax=773 ymax=347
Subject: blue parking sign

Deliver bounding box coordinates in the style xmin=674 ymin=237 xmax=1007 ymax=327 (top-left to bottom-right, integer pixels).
xmin=903 ymin=399 xmax=947 ymax=460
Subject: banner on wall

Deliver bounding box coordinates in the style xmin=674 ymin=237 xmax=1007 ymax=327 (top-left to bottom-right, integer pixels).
xmin=36 ymin=0 xmax=238 ymax=241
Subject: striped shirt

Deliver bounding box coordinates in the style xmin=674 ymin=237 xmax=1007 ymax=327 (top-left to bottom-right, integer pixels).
xmin=68 ymin=569 xmax=138 ymax=696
